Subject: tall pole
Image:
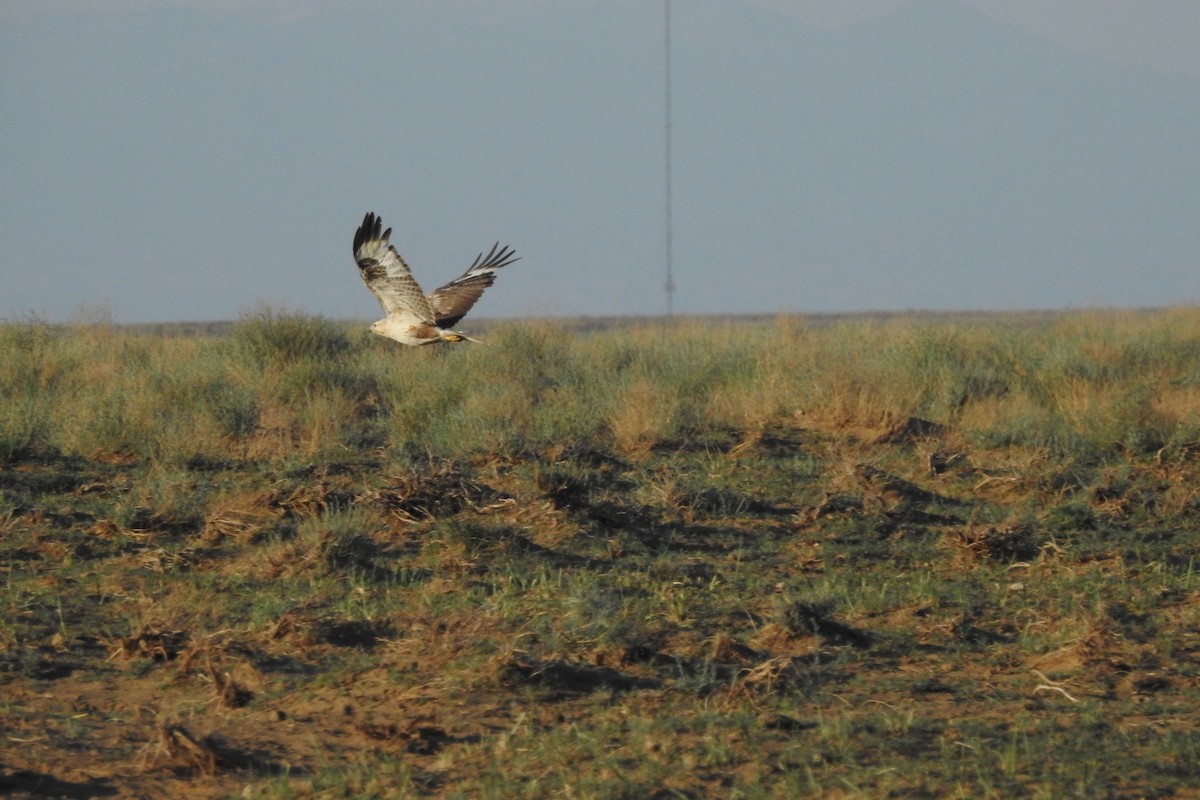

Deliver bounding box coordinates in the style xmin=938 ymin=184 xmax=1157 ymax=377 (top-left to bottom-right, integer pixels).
xmin=664 ymin=0 xmax=676 ymax=316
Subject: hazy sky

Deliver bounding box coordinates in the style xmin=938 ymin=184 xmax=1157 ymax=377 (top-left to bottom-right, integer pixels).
xmin=761 ymin=0 xmax=1200 ymax=77
xmin=3 ymin=1 xmax=1199 ymax=324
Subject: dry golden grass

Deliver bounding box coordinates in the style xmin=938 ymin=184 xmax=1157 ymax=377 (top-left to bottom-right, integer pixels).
xmin=608 ymin=376 xmax=677 ymax=455
xmin=4 ymin=310 xmax=1200 ymax=798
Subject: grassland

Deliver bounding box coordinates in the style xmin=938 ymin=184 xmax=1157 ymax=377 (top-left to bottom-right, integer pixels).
xmin=2 ymin=309 xmax=1200 ymax=798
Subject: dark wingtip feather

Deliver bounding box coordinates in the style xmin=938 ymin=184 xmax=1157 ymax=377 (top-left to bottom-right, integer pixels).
xmin=353 ymin=211 xmax=386 ymax=255
xmin=469 ymin=242 xmax=520 ymax=272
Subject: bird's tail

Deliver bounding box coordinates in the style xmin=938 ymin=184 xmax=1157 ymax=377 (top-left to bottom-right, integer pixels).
xmin=440 ymin=330 xmax=481 ymax=344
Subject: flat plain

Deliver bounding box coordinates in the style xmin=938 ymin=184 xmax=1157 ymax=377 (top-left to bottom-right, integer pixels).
xmin=2 ymin=310 xmax=1199 ymax=798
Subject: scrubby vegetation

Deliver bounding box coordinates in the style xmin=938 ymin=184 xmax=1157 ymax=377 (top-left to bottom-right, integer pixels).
xmin=3 ymin=309 xmax=1200 ymax=797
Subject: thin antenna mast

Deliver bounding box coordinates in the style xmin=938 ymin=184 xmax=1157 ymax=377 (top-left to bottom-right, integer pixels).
xmin=664 ymin=0 xmax=676 ymax=316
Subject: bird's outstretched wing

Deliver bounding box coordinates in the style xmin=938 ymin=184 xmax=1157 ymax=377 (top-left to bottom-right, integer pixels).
xmin=427 ymin=242 xmax=520 ymax=328
xmin=352 ymin=212 xmax=437 ymax=324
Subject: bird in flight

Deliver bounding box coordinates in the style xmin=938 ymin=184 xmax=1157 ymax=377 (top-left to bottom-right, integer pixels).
xmin=352 ymin=211 xmax=519 ymax=345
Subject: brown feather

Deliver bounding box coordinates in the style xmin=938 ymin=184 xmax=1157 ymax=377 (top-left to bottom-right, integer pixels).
xmin=352 ymin=212 xmax=518 ymax=344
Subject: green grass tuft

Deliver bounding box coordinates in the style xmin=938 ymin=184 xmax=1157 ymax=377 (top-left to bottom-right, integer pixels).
xmin=3 ymin=309 xmax=1200 ymax=798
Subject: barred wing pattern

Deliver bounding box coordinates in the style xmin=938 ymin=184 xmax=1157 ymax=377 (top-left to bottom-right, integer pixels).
xmin=352 ymin=212 xmax=438 ymax=325
xmin=428 ymin=242 xmax=520 ymax=328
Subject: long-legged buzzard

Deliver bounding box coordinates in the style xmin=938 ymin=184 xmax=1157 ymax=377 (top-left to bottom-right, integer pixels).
xmin=352 ymin=212 xmax=518 ymax=346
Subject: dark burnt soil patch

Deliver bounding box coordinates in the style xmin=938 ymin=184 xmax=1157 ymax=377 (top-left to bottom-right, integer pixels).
xmin=4 ymin=427 xmax=1200 ymax=798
